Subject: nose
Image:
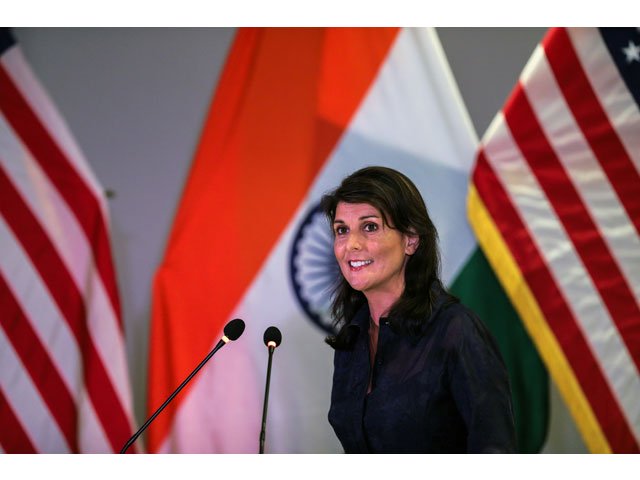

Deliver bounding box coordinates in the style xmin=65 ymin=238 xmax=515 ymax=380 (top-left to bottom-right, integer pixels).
xmin=346 ymin=231 xmax=362 ymax=251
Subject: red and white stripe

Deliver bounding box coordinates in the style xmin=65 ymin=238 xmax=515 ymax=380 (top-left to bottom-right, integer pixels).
xmin=0 ymin=39 xmax=136 ymax=452
xmin=473 ymin=27 xmax=640 ymax=452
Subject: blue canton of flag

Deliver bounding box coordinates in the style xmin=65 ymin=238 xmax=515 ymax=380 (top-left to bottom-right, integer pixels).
xmin=600 ymin=28 xmax=640 ymax=106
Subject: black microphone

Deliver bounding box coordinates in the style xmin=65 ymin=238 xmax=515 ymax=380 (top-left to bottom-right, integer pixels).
xmin=259 ymin=326 xmax=282 ymax=454
xmin=120 ymin=318 xmax=245 ymax=453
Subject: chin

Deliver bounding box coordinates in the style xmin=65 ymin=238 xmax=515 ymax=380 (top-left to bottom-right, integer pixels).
xmin=345 ymin=278 xmax=366 ymax=292
xmin=348 ymin=281 xmax=371 ymax=293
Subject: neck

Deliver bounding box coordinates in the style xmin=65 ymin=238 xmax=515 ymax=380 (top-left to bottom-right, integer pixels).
xmin=365 ymin=290 xmax=401 ymax=326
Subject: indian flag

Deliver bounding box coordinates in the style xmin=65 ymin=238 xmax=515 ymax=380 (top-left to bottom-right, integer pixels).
xmin=147 ymin=27 xmax=547 ymax=453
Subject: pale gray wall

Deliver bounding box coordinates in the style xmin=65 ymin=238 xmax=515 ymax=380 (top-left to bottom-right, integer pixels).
xmin=12 ymin=27 xmax=586 ymax=453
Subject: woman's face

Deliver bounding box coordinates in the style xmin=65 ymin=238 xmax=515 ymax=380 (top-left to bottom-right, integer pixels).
xmin=332 ymin=202 xmax=418 ymax=299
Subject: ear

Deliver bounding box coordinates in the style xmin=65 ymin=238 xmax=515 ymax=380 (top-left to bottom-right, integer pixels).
xmin=404 ymin=233 xmax=419 ymax=255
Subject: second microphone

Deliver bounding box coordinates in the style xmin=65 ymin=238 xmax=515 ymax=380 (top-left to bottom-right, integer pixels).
xmin=260 ymin=326 xmax=282 ymax=453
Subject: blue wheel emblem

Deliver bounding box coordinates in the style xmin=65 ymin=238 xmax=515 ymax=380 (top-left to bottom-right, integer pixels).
xmin=289 ymin=203 xmax=340 ymax=334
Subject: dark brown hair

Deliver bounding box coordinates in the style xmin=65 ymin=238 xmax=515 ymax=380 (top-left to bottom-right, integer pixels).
xmin=321 ymin=166 xmax=454 ymax=348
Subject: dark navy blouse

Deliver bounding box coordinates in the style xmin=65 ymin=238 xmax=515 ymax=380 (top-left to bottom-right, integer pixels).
xmin=327 ymin=289 xmax=517 ymax=453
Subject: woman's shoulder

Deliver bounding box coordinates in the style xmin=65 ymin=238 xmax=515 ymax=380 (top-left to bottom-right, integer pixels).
xmin=431 ymin=298 xmax=496 ymax=352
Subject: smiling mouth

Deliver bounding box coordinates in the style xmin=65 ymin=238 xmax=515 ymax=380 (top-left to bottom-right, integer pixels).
xmin=349 ymin=260 xmax=373 ymax=269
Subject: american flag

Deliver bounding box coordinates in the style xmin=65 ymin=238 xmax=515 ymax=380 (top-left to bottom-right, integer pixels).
xmin=469 ymin=27 xmax=640 ymax=452
xmin=0 ymin=28 xmax=137 ymax=453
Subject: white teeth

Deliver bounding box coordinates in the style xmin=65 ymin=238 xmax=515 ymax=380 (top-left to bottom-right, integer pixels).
xmin=349 ymin=260 xmax=372 ymax=268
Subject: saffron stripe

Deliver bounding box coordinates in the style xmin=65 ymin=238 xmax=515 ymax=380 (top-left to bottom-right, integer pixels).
xmin=544 ymin=28 xmax=640 ymax=237
xmin=504 ymin=85 xmax=640 ymax=371
xmin=0 ymin=389 xmax=36 ymax=453
xmin=0 ymin=273 xmax=78 ymax=452
xmin=0 ymin=64 xmax=122 ymax=329
xmin=0 ymin=166 xmax=133 ymax=452
xmin=473 ymin=152 xmax=638 ymax=452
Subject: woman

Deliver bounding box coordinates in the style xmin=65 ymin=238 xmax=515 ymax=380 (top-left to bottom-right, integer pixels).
xmin=322 ymin=166 xmax=516 ymax=453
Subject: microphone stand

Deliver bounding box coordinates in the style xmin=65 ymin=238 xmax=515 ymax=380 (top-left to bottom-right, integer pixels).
xmin=120 ymin=338 xmax=227 ymax=454
xmin=259 ymin=344 xmax=275 ymax=454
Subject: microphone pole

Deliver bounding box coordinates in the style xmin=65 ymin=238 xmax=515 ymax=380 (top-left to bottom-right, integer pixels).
xmin=259 ymin=326 xmax=282 ymax=454
xmin=120 ymin=318 xmax=245 ymax=454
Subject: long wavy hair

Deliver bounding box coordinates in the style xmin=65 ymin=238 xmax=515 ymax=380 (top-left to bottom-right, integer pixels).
xmin=321 ymin=166 xmax=455 ymax=349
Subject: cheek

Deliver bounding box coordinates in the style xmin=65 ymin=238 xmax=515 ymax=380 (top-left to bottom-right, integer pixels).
xmin=380 ymin=242 xmax=405 ymax=266
xmin=333 ymin=236 xmax=346 ymax=254
xmin=334 ymin=243 xmax=350 ymax=276
xmin=333 ymin=240 xmax=342 ymax=260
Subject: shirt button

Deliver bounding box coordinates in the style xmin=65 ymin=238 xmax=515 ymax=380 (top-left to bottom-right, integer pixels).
xmin=377 ymin=358 xmax=383 ymax=365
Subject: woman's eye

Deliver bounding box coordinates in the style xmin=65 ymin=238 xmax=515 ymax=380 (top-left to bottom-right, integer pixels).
xmin=363 ymin=223 xmax=378 ymax=232
xmin=334 ymin=226 xmax=347 ymax=235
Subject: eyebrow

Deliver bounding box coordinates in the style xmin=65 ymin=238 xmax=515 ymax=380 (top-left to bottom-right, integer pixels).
xmin=333 ymin=215 xmax=380 ymax=224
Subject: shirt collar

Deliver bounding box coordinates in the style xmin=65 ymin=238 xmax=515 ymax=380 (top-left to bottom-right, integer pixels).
xmin=344 ymin=283 xmax=451 ymax=343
